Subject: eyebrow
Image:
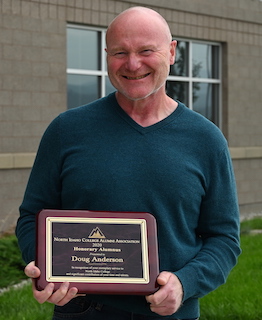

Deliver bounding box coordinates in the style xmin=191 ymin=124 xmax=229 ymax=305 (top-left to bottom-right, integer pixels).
xmin=107 ymin=44 xmax=158 ymax=54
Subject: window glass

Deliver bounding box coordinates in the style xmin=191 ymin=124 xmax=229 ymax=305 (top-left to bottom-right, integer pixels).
xmin=67 ymin=74 xmax=100 ymax=108
xmin=170 ymin=41 xmax=189 ymax=77
xmin=193 ymin=82 xmax=219 ymax=122
xmin=166 ymin=81 xmax=189 ymax=106
xmin=67 ymin=28 xmax=101 ymax=70
xmin=211 ymin=46 xmax=220 ymax=79
xmin=192 ymin=43 xmax=219 ymax=79
xmin=106 ymin=77 xmax=116 ymax=95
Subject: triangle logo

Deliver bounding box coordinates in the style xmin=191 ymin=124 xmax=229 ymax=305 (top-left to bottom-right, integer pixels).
xmin=88 ymin=227 xmax=106 ymax=239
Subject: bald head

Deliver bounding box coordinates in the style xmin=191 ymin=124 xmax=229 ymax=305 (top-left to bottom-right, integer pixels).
xmin=105 ymin=6 xmax=176 ymax=102
xmin=106 ymin=7 xmax=172 ymax=47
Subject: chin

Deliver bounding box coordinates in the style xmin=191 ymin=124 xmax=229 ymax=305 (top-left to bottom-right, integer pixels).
xmin=120 ymin=87 xmax=162 ymax=102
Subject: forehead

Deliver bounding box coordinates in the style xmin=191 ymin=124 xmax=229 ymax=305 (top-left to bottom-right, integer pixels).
xmin=107 ymin=31 xmax=160 ymax=52
xmin=106 ymin=10 xmax=170 ymax=49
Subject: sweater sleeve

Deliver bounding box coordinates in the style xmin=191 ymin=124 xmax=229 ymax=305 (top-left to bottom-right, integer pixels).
xmin=16 ymin=116 xmax=62 ymax=264
xmin=174 ymin=146 xmax=241 ymax=301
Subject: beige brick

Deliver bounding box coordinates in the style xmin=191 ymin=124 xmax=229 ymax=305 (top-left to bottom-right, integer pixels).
xmin=83 ymin=0 xmax=92 ymax=10
xmin=0 ymin=28 xmax=13 ymax=44
xmin=99 ymin=11 xmax=108 ymax=26
xmin=39 ymin=3 xmax=48 ymax=18
xmin=2 ymin=0 xmax=12 ymax=14
xmin=66 ymin=7 xmax=75 ymax=21
xmin=57 ymin=6 xmax=66 ymax=20
xmin=0 ymin=90 xmax=12 ymax=105
xmin=74 ymin=0 xmax=83 ymax=9
xmin=31 ymin=92 xmax=50 ymax=107
xmin=75 ymin=8 xmax=83 ymax=22
xmin=91 ymin=0 xmax=99 ymax=11
xmin=100 ymin=0 xmax=108 ymax=12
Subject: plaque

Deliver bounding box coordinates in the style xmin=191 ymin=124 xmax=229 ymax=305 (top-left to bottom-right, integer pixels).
xmin=36 ymin=209 xmax=159 ymax=295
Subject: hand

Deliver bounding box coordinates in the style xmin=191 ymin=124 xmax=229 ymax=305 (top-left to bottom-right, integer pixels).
xmin=146 ymin=271 xmax=183 ymax=316
xmin=24 ymin=261 xmax=79 ymax=305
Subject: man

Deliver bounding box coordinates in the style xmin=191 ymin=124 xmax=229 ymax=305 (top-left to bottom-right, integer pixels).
xmin=16 ymin=6 xmax=241 ymax=320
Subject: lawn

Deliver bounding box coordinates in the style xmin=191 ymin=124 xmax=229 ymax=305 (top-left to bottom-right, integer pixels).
xmin=0 ymin=283 xmax=54 ymax=320
xmin=200 ymin=232 xmax=262 ymax=320
xmin=0 ymin=218 xmax=261 ymax=320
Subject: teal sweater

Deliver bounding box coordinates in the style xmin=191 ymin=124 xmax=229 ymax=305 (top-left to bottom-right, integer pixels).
xmin=16 ymin=93 xmax=241 ymax=319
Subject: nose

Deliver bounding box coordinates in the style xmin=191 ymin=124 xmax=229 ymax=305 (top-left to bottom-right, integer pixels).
xmin=125 ymin=53 xmax=141 ymax=71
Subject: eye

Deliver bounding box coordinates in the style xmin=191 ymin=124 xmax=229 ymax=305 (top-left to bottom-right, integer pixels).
xmin=140 ymin=49 xmax=153 ymax=56
xmin=114 ymin=51 xmax=127 ymax=57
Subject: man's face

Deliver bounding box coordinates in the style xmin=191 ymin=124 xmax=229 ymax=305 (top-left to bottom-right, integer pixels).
xmin=106 ymin=14 xmax=176 ymax=102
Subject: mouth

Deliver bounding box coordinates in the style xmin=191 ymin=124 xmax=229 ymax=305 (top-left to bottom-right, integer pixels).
xmin=123 ymin=73 xmax=150 ymax=80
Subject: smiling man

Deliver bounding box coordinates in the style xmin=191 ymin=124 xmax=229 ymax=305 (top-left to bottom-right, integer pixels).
xmin=16 ymin=6 xmax=241 ymax=320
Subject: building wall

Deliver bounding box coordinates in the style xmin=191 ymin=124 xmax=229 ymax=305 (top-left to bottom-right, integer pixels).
xmin=0 ymin=0 xmax=262 ymax=233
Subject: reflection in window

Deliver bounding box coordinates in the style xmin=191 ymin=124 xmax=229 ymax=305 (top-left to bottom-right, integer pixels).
xmin=193 ymin=83 xmax=219 ymax=122
xmin=192 ymin=43 xmax=219 ymax=79
xmin=167 ymin=40 xmax=221 ymax=125
xmin=170 ymin=41 xmax=189 ymax=77
xmin=67 ymin=74 xmax=99 ymax=108
xmin=67 ymin=28 xmax=101 ymax=70
xmin=166 ymin=81 xmax=189 ymax=106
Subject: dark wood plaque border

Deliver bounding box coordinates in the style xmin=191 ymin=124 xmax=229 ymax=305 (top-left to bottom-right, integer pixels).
xmin=36 ymin=209 xmax=159 ymax=295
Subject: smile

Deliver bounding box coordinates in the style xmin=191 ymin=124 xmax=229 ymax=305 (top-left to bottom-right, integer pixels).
xmin=123 ymin=73 xmax=150 ymax=80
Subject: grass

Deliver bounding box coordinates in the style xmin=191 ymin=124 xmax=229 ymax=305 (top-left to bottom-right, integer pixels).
xmin=0 ymin=218 xmax=261 ymax=320
xmin=239 ymin=217 xmax=262 ymax=234
xmin=0 ymin=283 xmax=54 ymax=320
xmin=0 ymin=233 xmax=54 ymax=319
xmin=200 ymin=233 xmax=262 ymax=320
xmin=0 ymin=234 xmax=27 ymax=288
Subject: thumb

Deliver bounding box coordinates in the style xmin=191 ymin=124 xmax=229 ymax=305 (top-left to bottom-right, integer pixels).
xmin=156 ymin=271 xmax=171 ymax=286
xmin=24 ymin=261 xmax=41 ymax=279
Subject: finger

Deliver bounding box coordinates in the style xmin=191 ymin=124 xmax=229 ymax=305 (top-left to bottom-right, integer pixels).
xmin=24 ymin=261 xmax=41 ymax=279
xmin=146 ymin=288 xmax=167 ymax=306
xmin=147 ymin=291 xmax=178 ymax=317
xmin=47 ymin=282 xmax=78 ymax=306
xmin=52 ymin=287 xmax=78 ymax=306
xmin=33 ymin=281 xmax=55 ymax=304
xmin=156 ymin=271 xmax=170 ymax=286
xmin=149 ymin=304 xmax=174 ymax=316
xmin=145 ymin=271 xmax=169 ymax=302
xmin=146 ymin=282 xmax=170 ymax=305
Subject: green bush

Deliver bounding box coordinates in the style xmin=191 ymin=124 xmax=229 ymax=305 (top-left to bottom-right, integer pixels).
xmin=0 ymin=234 xmax=27 ymax=288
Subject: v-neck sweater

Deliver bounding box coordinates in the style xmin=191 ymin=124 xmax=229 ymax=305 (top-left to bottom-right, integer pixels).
xmin=16 ymin=92 xmax=240 ymax=319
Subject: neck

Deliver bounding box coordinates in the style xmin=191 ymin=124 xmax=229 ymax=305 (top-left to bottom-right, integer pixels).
xmin=115 ymin=92 xmax=178 ymax=127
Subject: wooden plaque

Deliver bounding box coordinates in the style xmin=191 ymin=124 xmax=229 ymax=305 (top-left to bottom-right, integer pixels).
xmin=35 ymin=209 xmax=159 ymax=295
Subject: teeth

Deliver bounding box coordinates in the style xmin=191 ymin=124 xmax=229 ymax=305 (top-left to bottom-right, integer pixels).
xmin=125 ymin=74 xmax=149 ymax=80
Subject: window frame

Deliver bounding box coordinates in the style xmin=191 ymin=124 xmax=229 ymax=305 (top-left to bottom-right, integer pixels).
xmin=67 ymin=24 xmax=222 ymax=127
xmin=67 ymin=24 xmax=108 ymax=98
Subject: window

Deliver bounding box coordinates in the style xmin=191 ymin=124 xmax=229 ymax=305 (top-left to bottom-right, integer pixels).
xmin=67 ymin=25 xmax=115 ymax=108
xmin=67 ymin=25 xmax=221 ymax=126
xmin=167 ymin=40 xmax=221 ymax=124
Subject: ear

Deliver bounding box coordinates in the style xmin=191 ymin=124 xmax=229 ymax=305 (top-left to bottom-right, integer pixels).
xmin=169 ymin=40 xmax=177 ymax=65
